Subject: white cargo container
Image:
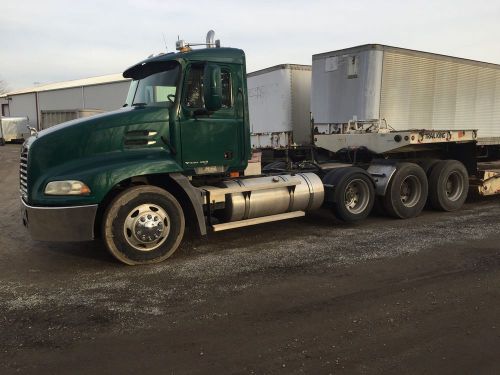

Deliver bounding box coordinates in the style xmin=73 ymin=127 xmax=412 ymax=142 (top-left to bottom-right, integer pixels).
xmin=0 ymin=117 xmax=29 ymax=143
xmin=312 ymin=44 xmax=500 ymax=145
xmin=248 ymin=64 xmax=311 ymax=148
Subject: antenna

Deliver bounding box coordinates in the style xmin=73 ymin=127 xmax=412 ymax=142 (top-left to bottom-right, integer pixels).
xmin=162 ymin=33 xmax=168 ymax=52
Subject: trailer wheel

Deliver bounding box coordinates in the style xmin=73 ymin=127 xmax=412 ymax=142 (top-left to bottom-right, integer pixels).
xmin=383 ymin=163 xmax=428 ymax=219
xmin=102 ymin=185 xmax=185 ymax=265
xmin=323 ymin=167 xmax=375 ymax=222
xmin=428 ymin=160 xmax=469 ymax=211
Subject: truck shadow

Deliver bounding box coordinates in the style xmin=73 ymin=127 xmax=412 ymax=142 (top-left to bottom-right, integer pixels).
xmin=40 ymin=240 xmax=117 ymax=265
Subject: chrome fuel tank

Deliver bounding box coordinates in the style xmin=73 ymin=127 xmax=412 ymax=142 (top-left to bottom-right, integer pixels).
xmin=221 ymin=173 xmax=324 ymax=222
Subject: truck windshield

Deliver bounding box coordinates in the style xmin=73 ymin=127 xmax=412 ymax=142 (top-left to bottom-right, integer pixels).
xmin=126 ymin=63 xmax=180 ymax=106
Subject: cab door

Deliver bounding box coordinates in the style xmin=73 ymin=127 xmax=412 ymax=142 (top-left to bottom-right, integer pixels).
xmin=179 ymin=63 xmax=243 ymax=173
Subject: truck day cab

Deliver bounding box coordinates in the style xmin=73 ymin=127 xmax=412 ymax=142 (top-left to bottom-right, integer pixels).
xmin=20 ymin=32 xmax=500 ymax=265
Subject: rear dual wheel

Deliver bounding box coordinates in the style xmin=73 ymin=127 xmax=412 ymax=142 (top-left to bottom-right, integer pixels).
xmin=383 ymin=163 xmax=428 ymax=219
xmin=382 ymin=160 xmax=468 ymax=218
xmin=323 ymin=167 xmax=375 ymax=222
xmin=428 ymin=160 xmax=468 ymax=211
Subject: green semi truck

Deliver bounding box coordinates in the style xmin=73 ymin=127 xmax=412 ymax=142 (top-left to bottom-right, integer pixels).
xmin=20 ymin=32 xmax=500 ymax=265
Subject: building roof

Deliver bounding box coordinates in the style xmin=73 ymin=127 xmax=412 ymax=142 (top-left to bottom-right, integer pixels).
xmin=1 ymin=73 xmax=130 ymax=97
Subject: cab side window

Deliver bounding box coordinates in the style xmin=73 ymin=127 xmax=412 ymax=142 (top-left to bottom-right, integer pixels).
xmin=184 ymin=65 xmax=204 ymax=109
xmin=183 ymin=65 xmax=233 ymax=110
xmin=221 ymin=70 xmax=232 ymax=109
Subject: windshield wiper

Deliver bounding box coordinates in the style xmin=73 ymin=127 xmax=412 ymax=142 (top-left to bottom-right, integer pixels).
xmin=132 ymin=102 xmax=147 ymax=107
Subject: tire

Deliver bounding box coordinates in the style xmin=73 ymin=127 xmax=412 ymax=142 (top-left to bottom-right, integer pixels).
xmin=418 ymin=159 xmax=440 ymax=176
xmin=383 ymin=163 xmax=428 ymax=219
xmin=417 ymin=159 xmax=440 ymax=209
xmin=428 ymin=160 xmax=469 ymax=211
xmin=102 ymin=185 xmax=185 ymax=265
xmin=323 ymin=167 xmax=375 ymax=222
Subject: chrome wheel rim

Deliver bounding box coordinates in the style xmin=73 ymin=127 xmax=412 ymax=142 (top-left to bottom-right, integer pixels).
xmin=123 ymin=204 xmax=170 ymax=251
xmin=344 ymin=179 xmax=371 ymax=214
xmin=399 ymin=175 xmax=421 ymax=208
xmin=445 ymin=171 xmax=463 ymax=201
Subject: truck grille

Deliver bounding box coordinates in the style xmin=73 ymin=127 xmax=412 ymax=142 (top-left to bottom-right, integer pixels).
xmin=20 ymin=146 xmax=29 ymax=201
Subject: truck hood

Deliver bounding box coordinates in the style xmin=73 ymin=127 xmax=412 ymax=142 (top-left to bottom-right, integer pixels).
xmin=33 ymin=106 xmax=166 ymax=140
xmin=26 ymin=105 xmax=172 ymax=189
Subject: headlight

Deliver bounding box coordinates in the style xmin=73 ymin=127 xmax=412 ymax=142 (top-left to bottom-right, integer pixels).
xmin=44 ymin=180 xmax=91 ymax=195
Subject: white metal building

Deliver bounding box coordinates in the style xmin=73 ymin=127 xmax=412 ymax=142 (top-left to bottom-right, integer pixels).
xmin=0 ymin=74 xmax=131 ymax=130
xmin=0 ymin=96 xmax=9 ymax=117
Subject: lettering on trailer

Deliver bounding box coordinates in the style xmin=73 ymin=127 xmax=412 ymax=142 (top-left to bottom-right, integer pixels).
xmin=422 ymin=131 xmax=449 ymax=140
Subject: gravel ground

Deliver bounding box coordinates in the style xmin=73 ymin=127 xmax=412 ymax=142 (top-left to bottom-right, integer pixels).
xmin=1 ymin=143 xmax=500 ymax=374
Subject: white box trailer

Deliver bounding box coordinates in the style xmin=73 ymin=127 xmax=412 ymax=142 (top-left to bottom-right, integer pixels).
xmin=311 ymin=44 xmax=500 ymax=146
xmin=248 ymin=64 xmax=311 ymax=148
xmin=0 ymin=117 xmax=29 ymax=143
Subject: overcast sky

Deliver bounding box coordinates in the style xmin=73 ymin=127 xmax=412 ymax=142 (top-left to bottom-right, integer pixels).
xmin=1 ymin=0 xmax=500 ymax=90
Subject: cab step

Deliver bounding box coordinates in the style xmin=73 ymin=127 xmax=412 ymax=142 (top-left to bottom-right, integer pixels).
xmin=211 ymin=211 xmax=305 ymax=232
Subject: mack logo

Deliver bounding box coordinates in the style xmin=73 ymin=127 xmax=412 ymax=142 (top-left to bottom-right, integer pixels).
xmin=185 ymin=160 xmax=209 ymax=166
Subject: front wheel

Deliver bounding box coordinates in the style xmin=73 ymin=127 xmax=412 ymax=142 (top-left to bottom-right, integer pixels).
xmin=102 ymin=185 xmax=185 ymax=265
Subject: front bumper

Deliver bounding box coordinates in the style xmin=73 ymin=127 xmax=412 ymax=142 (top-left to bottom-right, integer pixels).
xmin=21 ymin=199 xmax=98 ymax=242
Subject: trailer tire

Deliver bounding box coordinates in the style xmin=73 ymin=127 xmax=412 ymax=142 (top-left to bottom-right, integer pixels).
xmin=383 ymin=163 xmax=428 ymax=219
xmin=323 ymin=167 xmax=375 ymax=222
xmin=419 ymin=159 xmax=440 ymax=176
xmin=428 ymin=160 xmax=469 ymax=211
xmin=102 ymin=185 xmax=185 ymax=265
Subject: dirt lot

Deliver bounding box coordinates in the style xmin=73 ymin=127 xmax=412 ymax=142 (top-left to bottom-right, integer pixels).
xmin=1 ymin=143 xmax=500 ymax=374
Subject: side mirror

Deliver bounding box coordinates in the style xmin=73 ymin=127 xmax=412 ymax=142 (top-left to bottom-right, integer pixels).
xmin=203 ymin=64 xmax=222 ymax=111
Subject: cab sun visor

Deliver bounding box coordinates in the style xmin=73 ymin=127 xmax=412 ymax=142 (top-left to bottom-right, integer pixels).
xmin=123 ymin=60 xmax=179 ymax=80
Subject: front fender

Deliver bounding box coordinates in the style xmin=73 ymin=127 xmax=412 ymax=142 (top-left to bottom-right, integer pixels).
xmin=31 ymin=148 xmax=183 ymax=206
